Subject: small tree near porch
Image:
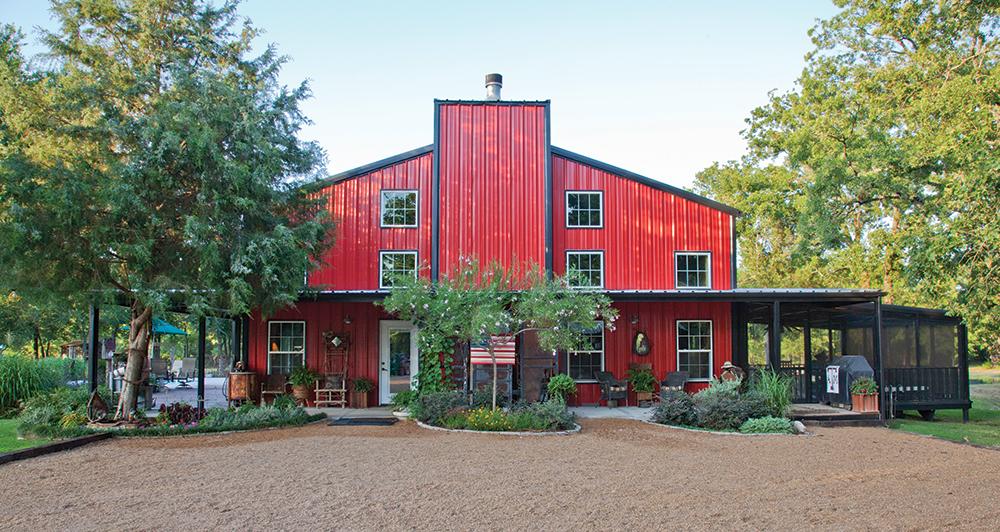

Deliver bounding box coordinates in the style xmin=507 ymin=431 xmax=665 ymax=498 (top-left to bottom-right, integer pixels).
xmin=381 ymin=259 xmax=618 ymax=409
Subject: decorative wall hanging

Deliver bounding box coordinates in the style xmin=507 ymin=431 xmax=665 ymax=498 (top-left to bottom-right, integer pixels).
xmin=633 ymin=331 xmax=650 ymax=355
xmin=323 ymin=331 xmax=350 ymax=351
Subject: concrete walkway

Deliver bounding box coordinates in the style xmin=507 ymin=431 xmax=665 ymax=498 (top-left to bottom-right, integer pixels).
xmin=570 ymin=406 xmax=652 ymax=421
xmin=305 ymin=406 xmax=396 ymax=419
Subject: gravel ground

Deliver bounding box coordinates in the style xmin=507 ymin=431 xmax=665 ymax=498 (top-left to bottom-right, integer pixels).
xmin=2 ymin=419 xmax=999 ymax=531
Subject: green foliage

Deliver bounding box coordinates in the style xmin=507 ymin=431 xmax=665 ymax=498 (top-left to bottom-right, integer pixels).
xmin=156 ymin=402 xmax=201 ymax=426
xmin=0 ymin=355 xmax=45 ymax=409
xmin=352 ymin=377 xmax=374 ymax=393
xmin=748 ymin=369 xmax=793 ymax=417
xmin=390 ymin=390 xmax=418 ymax=411
xmin=381 ymin=258 xmax=618 ymax=403
xmin=626 ymin=367 xmax=656 ymax=393
xmin=692 ymin=391 xmax=751 ymax=431
xmin=409 ymin=391 xmax=467 ymax=424
xmin=470 ymin=387 xmax=508 ymax=409
xmin=850 ymin=377 xmax=878 ymax=396
xmin=651 ymin=390 xmax=698 ymax=426
xmin=509 ymin=397 xmax=576 ymax=431
xmin=16 ymin=386 xmax=108 ymax=437
xmin=739 ymin=416 xmax=793 ymax=434
xmin=271 ymin=394 xmax=298 ymax=410
xmin=464 ymin=407 xmax=513 ymax=431
xmin=694 ymin=378 xmax=742 ymax=400
xmin=287 ymin=366 xmax=320 ymax=387
xmin=546 ymin=374 xmax=578 ymax=401
xmin=694 ymin=1 xmax=1000 ymax=358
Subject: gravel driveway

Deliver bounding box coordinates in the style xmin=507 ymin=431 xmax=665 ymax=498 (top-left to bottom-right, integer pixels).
xmin=2 ymin=419 xmax=999 ymax=531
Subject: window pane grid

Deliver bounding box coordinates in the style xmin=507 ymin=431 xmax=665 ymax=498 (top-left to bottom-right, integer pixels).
xmin=381 ymin=191 xmax=418 ymax=227
xmin=676 ymin=252 xmax=710 ymax=288
xmin=677 ymin=320 xmax=712 ymax=380
xmin=380 ymin=251 xmax=418 ymax=288
xmin=567 ymin=192 xmax=602 ymax=227
xmin=567 ymin=252 xmax=603 ymax=288
xmin=268 ymin=321 xmax=305 ymax=375
xmin=568 ymin=325 xmax=604 ymax=381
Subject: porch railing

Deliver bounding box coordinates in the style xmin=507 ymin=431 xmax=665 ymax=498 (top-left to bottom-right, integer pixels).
xmin=884 ymin=367 xmax=966 ymax=408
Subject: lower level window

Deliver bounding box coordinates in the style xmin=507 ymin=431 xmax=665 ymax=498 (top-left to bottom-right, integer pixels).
xmin=567 ymin=323 xmax=604 ymax=381
xmin=677 ymin=320 xmax=712 ymax=380
xmin=268 ymin=321 xmax=305 ymax=375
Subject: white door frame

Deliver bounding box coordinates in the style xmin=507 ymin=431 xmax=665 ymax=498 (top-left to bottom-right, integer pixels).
xmin=379 ymin=320 xmax=419 ymax=405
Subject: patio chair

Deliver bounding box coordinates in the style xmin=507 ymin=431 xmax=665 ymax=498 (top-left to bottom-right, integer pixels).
xmin=260 ymin=374 xmax=288 ymax=405
xmin=594 ymin=371 xmax=628 ymax=407
xmin=150 ymin=357 xmax=170 ymax=381
xmin=314 ymin=373 xmax=347 ymax=408
xmin=660 ymin=371 xmax=689 ymax=399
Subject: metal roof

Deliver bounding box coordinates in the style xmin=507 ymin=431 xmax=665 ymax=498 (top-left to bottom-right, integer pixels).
xmin=303 ymin=145 xmax=434 ymax=191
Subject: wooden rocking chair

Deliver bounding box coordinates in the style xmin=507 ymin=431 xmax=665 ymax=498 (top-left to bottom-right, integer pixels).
xmin=315 ymin=373 xmax=347 ymax=408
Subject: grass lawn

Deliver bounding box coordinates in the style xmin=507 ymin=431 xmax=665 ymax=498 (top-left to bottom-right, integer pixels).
xmin=889 ymin=365 xmax=1000 ymax=448
xmin=0 ymin=418 xmax=51 ymax=454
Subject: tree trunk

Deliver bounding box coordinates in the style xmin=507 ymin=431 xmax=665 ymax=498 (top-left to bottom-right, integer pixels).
xmin=33 ymin=326 xmax=41 ymax=359
xmin=116 ymin=303 xmax=152 ymax=420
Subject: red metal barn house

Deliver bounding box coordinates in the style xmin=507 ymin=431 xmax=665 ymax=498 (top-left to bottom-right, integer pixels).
xmin=221 ymin=76 xmax=969 ymax=422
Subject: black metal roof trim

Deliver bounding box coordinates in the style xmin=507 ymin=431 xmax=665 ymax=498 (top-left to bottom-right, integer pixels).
xmin=605 ymin=288 xmax=883 ymax=302
xmin=882 ymin=303 xmax=961 ymax=321
xmin=550 ymin=146 xmax=742 ymax=216
xmin=304 ymin=145 xmax=435 ymax=191
xmin=434 ymin=99 xmax=552 ymax=105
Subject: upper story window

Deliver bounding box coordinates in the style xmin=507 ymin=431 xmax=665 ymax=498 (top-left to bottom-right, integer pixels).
xmin=566 ymin=191 xmax=603 ymax=228
xmin=566 ymin=251 xmax=604 ymax=289
xmin=567 ymin=322 xmax=604 ymax=381
xmin=379 ymin=251 xmax=418 ymax=289
xmin=677 ymin=320 xmax=713 ymax=381
xmin=268 ymin=321 xmax=305 ymax=375
xmin=675 ymin=252 xmax=711 ymax=289
xmin=380 ymin=190 xmax=418 ymax=228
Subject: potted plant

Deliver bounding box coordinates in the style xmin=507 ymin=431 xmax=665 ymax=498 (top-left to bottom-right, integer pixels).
xmin=850 ymin=376 xmax=879 ymax=413
xmin=288 ymin=366 xmax=320 ymax=406
xmin=546 ymin=374 xmax=577 ymax=402
xmin=627 ymin=367 xmax=657 ymax=405
xmin=352 ymin=377 xmax=374 ymax=409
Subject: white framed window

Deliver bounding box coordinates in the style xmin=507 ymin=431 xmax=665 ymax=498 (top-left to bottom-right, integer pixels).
xmin=566 ymin=251 xmax=604 ymax=288
xmin=379 ymin=251 xmax=418 ymax=289
xmin=566 ymin=191 xmax=603 ymax=228
xmin=677 ymin=320 xmax=713 ymax=381
xmin=567 ymin=323 xmax=604 ymax=382
xmin=675 ymin=251 xmax=711 ymax=289
xmin=380 ymin=190 xmax=418 ymax=228
xmin=268 ymin=321 xmax=306 ymax=375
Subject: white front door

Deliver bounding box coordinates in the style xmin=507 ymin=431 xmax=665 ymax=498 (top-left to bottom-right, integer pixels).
xmin=379 ymin=321 xmax=419 ymax=405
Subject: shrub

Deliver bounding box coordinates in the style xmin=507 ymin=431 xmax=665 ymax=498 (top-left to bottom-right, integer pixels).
xmin=288 ymin=366 xmax=320 ymax=387
xmin=464 ymin=407 xmax=513 ymax=431
xmin=547 ymin=374 xmax=577 ymax=401
xmin=626 ymin=367 xmax=656 ymax=393
xmin=156 ymin=402 xmax=201 ymax=426
xmin=739 ymin=416 xmax=793 ymax=434
xmin=695 ymin=377 xmax=742 ymax=400
xmin=470 ymin=387 xmax=509 ymax=409
xmin=516 ymin=397 xmax=575 ymax=431
xmin=693 ymin=391 xmax=750 ymax=431
xmin=410 ymin=391 xmax=466 ymax=424
xmin=850 ymin=377 xmax=878 ymax=395
xmin=741 ymin=390 xmax=774 ymax=420
xmin=17 ymin=387 xmax=104 ymax=437
xmin=60 ymin=411 xmax=88 ymax=429
xmin=391 ymin=390 xmax=418 ymax=411
xmin=440 ymin=412 xmax=468 ymax=429
xmin=748 ymin=369 xmax=792 ymax=417
xmin=271 ymin=394 xmax=298 ymax=410
xmin=651 ymin=390 xmax=697 ymax=426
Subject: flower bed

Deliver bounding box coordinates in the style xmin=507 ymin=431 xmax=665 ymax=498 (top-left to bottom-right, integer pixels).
xmin=651 ymin=371 xmax=795 ymax=434
xmin=410 ymin=391 xmax=577 ymax=433
xmin=15 ymin=388 xmax=324 ymax=439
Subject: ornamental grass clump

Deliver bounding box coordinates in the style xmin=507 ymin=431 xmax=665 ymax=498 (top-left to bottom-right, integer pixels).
xmin=748 ymin=368 xmax=793 ymax=417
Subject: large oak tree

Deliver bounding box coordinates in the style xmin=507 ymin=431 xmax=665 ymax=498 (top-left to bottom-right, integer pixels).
xmin=0 ymin=0 xmax=333 ymax=417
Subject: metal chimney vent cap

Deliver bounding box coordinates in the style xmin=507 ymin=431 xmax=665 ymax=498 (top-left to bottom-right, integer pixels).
xmin=485 ymin=73 xmax=502 ymax=100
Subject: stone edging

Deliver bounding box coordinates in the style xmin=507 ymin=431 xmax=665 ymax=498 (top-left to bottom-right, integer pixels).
xmin=640 ymin=419 xmax=806 ymax=436
xmin=415 ymin=420 xmax=582 ymax=436
xmin=0 ymin=432 xmax=113 ymax=466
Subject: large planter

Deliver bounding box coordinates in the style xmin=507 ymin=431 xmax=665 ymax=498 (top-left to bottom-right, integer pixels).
xmin=291 ymin=384 xmax=311 ymax=406
xmin=351 ymin=391 xmax=369 ymax=409
xmin=851 ymin=393 xmax=879 ymax=413
xmin=635 ymin=391 xmax=653 ymax=405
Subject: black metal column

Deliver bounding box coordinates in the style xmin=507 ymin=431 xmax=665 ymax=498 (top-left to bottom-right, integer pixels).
xmin=241 ymin=315 xmax=250 ymax=366
xmin=959 ymin=323 xmax=970 ymax=423
xmin=88 ymin=304 xmax=100 ymax=393
xmin=803 ymin=316 xmax=812 ymax=403
xmin=872 ymin=297 xmax=885 ymax=421
xmin=768 ymin=301 xmax=781 ymax=369
xmin=231 ymin=318 xmax=240 ymax=369
xmin=197 ymin=316 xmax=206 ymax=411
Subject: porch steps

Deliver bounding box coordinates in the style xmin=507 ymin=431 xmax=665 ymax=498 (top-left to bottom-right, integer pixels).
xmin=789 ymin=403 xmax=882 ymax=427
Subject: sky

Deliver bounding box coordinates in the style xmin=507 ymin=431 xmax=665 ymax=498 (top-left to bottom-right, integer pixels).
xmin=2 ymin=0 xmax=839 ymax=188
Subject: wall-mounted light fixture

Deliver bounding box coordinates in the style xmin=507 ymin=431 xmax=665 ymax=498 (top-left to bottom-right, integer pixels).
xmin=630 ymin=315 xmax=640 ymax=326
xmin=343 ymin=315 xmax=353 ymax=325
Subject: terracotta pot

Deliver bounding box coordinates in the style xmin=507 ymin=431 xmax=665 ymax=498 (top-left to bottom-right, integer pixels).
xmin=351 ymin=391 xmax=369 ymax=409
xmin=292 ymin=384 xmax=311 ymax=406
xmin=636 ymin=391 xmax=653 ymax=404
xmin=851 ymin=393 xmax=879 ymax=413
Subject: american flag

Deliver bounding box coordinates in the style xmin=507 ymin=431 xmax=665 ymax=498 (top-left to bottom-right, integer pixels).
xmin=470 ymin=336 xmax=516 ymax=365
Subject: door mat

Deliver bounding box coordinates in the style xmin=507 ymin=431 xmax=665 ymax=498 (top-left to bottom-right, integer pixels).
xmin=329 ymin=417 xmax=398 ymax=426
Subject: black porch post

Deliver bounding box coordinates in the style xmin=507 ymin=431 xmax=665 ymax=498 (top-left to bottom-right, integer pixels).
xmin=803 ymin=315 xmax=812 ymax=403
xmin=241 ymin=315 xmax=250 ymax=366
xmin=959 ymin=323 xmax=970 ymax=423
xmin=768 ymin=301 xmax=781 ymax=369
xmin=88 ymin=304 xmax=100 ymax=393
xmin=197 ymin=316 xmax=206 ymax=411
xmin=231 ymin=318 xmax=240 ymax=369
xmin=872 ymin=297 xmax=885 ymax=421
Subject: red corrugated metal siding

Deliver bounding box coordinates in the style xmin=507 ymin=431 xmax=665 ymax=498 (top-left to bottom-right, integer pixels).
xmin=248 ymin=302 xmax=387 ymax=405
xmin=567 ymin=301 xmax=732 ymax=405
xmin=307 ymin=153 xmax=433 ymax=289
xmin=553 ymin=156 xmax=734 ymax=290
xmin=437 ymin=103 xmax=547 ymax=276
